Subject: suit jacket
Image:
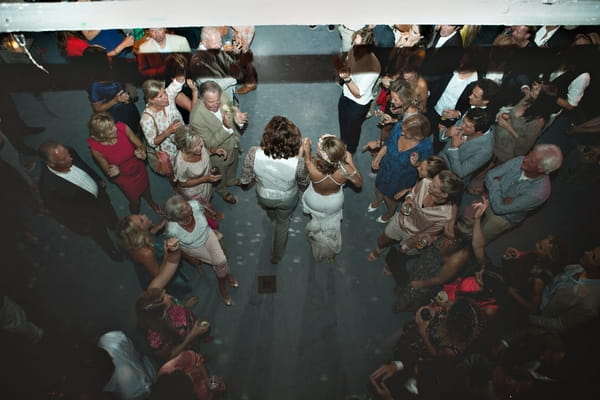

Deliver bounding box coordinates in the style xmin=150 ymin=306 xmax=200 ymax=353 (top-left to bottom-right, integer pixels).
xmin=429 ymin=31 xmax=463 ymax=49
xmin=439 ymin=128 xmax=494 ymax=181
xmin=544 ymin=27 xmax=572 ymax=48
xmin=189 ymin=94 xmax=240 ymax=168
xmin=426 ymin=73 xmax=476 ymax=116
xmin=39 ymin=148 xmax=117 ymax=234
xmin=190 ymin=49 xmax=237 ymax=80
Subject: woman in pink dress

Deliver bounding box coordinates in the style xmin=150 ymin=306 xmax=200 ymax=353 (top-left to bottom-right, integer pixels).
xmin=87 ymin=112 xmax=161 ymax=214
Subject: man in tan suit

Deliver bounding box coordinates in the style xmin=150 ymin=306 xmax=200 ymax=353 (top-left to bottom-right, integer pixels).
xmin=189 ymin=81 xmax=248 ymax=204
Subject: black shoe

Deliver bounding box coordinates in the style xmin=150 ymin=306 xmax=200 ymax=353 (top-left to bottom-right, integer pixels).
xmin=328 ymin=25 xmax=336 ymax=32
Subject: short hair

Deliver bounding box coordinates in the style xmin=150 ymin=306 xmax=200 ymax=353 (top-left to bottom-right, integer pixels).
xmin=314 ymin=135 xmax=347 ymax=175
xmin=424 ymin=155 xmax=448 ymax=178
xmin=173 ymin=125 xmax=202 ymax=152
xmin=492 ymin=33 xmax=519 ymax=47
xmin=437 ymin=170 xmax=464 ymax=204
xmin=198 ymin=80 xmax=222 ymax=99
xmin=260 ymin=116 xmax=301 ymax=159
xmin=464 ymin=108 xmax=492 ymax=133
xmin=38 ymin=140 xmax=62 ymax=163
xmin=142 ymin=79 xmax=164 ymax=103
xmin=532 ymin=144 xmax=563 ymax=174
xmin=88 ymin=112 xmax=116 ymax=142
xmin=164 ymin=195 xmax=188 ymax=222
xmin=164 ymin=53 xmax=188 ymax=80
xmin=200 ymin=26 xmax=221 ymax=43
xmin=476 ymin=78 xmax=500 ymax=102
xmin=402 ymin=113 xmax=430 ymax=141
xmin=116 ymin=216 xmax=153 ymax=253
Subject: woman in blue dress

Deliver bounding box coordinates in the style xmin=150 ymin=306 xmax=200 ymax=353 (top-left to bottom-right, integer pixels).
xmin=83 ymin=46 xmax=142 ymax=136
xmin=365 ymin=113 xmax=433 ymax=223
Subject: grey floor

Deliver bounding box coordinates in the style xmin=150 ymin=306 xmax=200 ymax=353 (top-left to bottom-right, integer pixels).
xmin=4 ymin=26 xmax=600 ymax=399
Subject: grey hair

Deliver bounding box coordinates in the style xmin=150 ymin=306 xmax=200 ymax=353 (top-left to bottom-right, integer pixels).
xmin=142 ymin=79 xmax=164 ymax=103
xmin=198 ymin=80 xmax=222 ymax=99
xmin=533 ymin=144 xmax=563 ymax=174
xmin=200 ymin=26 xmax=221 ymax=43
xmin=173 ymin=125 xmax=202 ymax=152
xmin=164 ymin=195 xmax=188 ymax=222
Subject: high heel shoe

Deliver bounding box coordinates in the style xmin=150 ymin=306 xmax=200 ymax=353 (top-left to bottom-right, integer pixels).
xmin=218 ymin=278 xmax=232 ymax=306
xmin=226 ymin=274 xmax=239 ymax=288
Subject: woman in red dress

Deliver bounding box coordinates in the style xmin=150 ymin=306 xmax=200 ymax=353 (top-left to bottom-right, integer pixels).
xmin=87 ymin=112 xmax=161 ymax=214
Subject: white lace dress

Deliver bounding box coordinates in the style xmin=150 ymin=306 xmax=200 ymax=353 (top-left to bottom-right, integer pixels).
xmin=301 ymin=175 xmax=345 ymax=262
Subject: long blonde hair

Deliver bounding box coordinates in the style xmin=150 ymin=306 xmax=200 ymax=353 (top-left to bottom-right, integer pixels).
xmin=117 ymin=216 xmax=153 ymax=253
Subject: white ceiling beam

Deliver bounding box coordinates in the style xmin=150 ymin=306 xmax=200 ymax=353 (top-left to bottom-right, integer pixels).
xmin=0 ymin=0 xmax=598 ymax=33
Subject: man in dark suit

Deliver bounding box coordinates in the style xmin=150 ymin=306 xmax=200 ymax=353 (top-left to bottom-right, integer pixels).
xmin=38 ymin=141 xmax=122 ymax=261
xmin=423 ymin=25 xmax=463 ymax=76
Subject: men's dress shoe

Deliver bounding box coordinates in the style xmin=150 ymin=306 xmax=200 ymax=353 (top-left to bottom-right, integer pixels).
xmin=237 ymin=83 xmax=257 ymax=95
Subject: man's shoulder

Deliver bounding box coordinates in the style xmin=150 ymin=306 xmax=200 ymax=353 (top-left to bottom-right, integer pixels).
xmin=166 ymin=34 xmax=191 ymax=50
xmin=138 ymin=40 xmax=155 ymax=53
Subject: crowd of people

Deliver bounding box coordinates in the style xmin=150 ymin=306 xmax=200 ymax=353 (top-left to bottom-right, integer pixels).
xmin=1 ymin=23 xmax=600 ymax=399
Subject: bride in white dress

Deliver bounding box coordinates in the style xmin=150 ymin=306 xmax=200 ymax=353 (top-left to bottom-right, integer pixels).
xmin=301 ymin=135 xmax=362 ymax=262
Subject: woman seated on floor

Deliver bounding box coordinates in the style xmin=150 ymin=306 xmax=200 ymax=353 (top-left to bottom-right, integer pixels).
xmin=136 ymin=287 xmax=210 ymax=363
xmin=369 ymin=169 xmax=463 ymax=262
xmin=386 ymin=194 xmax=485 ymax=312
xmin=502 ymin=233 xmax=569 ymax=313
xmin=117 ymin=213 xmax=192 ymax=299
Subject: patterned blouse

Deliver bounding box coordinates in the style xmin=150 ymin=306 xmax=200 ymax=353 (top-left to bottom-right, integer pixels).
xmin=146 ymin=297 xmax=197 ymax=352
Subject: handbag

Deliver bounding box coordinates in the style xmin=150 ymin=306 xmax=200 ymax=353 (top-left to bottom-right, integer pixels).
xmin=142 ymin=112 xmax=173 ymax=176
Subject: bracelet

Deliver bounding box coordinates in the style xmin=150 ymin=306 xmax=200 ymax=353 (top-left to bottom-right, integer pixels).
xmin=344 ymin=78 xmax=352 ymax=84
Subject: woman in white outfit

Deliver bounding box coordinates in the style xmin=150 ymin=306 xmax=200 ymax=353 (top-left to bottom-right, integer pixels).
xmin=301 ymin=135 xmax=362 ymax=262
xmin=164 ymin=195 xmax=238 ymax=306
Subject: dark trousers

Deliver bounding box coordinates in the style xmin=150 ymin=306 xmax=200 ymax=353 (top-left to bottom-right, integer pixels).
xmin=338 ymin=95 xmax=371 ymax=154
xmin=425 ymin=108 xmax=447 ymax=154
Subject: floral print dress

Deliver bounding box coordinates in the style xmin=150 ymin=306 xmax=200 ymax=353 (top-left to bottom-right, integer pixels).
xmin=146 ymin=297 xmax=197 ymax=352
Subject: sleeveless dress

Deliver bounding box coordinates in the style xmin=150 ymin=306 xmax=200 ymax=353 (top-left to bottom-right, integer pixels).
xmin=301 ymin=174 xmax=345 ymax=262
xmin=133 ymin=235 xmax=191 ymax=299
xmin=173 ymin=142 xmax=213 ymax=202
xmin=375 ymin=121 xmax=433 ymax=199
xmin=87 ymin=122 xmax=149 ymax=201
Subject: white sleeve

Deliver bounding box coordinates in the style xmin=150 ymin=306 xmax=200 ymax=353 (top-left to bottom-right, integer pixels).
xmin=567 ymin=72 xmax=591 ymax=107
xmin=351 ymin=71 xmax=380 ymax=98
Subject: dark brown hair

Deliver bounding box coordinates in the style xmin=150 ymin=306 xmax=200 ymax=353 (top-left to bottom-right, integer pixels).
xmin=164 ymin=53 xmax=189 ymax=80
xmin=260 ymin=116 xmax=301 ymax=159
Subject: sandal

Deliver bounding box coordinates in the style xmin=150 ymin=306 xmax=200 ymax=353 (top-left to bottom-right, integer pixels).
xmin=222 ymin=192 xmax=237 ymax=204
xmin=367 ymin=202 xmax=381 ymax=213
xmin=381 ymin=266 xmax=392 ymax=276
xmin=368 ymin=248 xmax=382 ymax=262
